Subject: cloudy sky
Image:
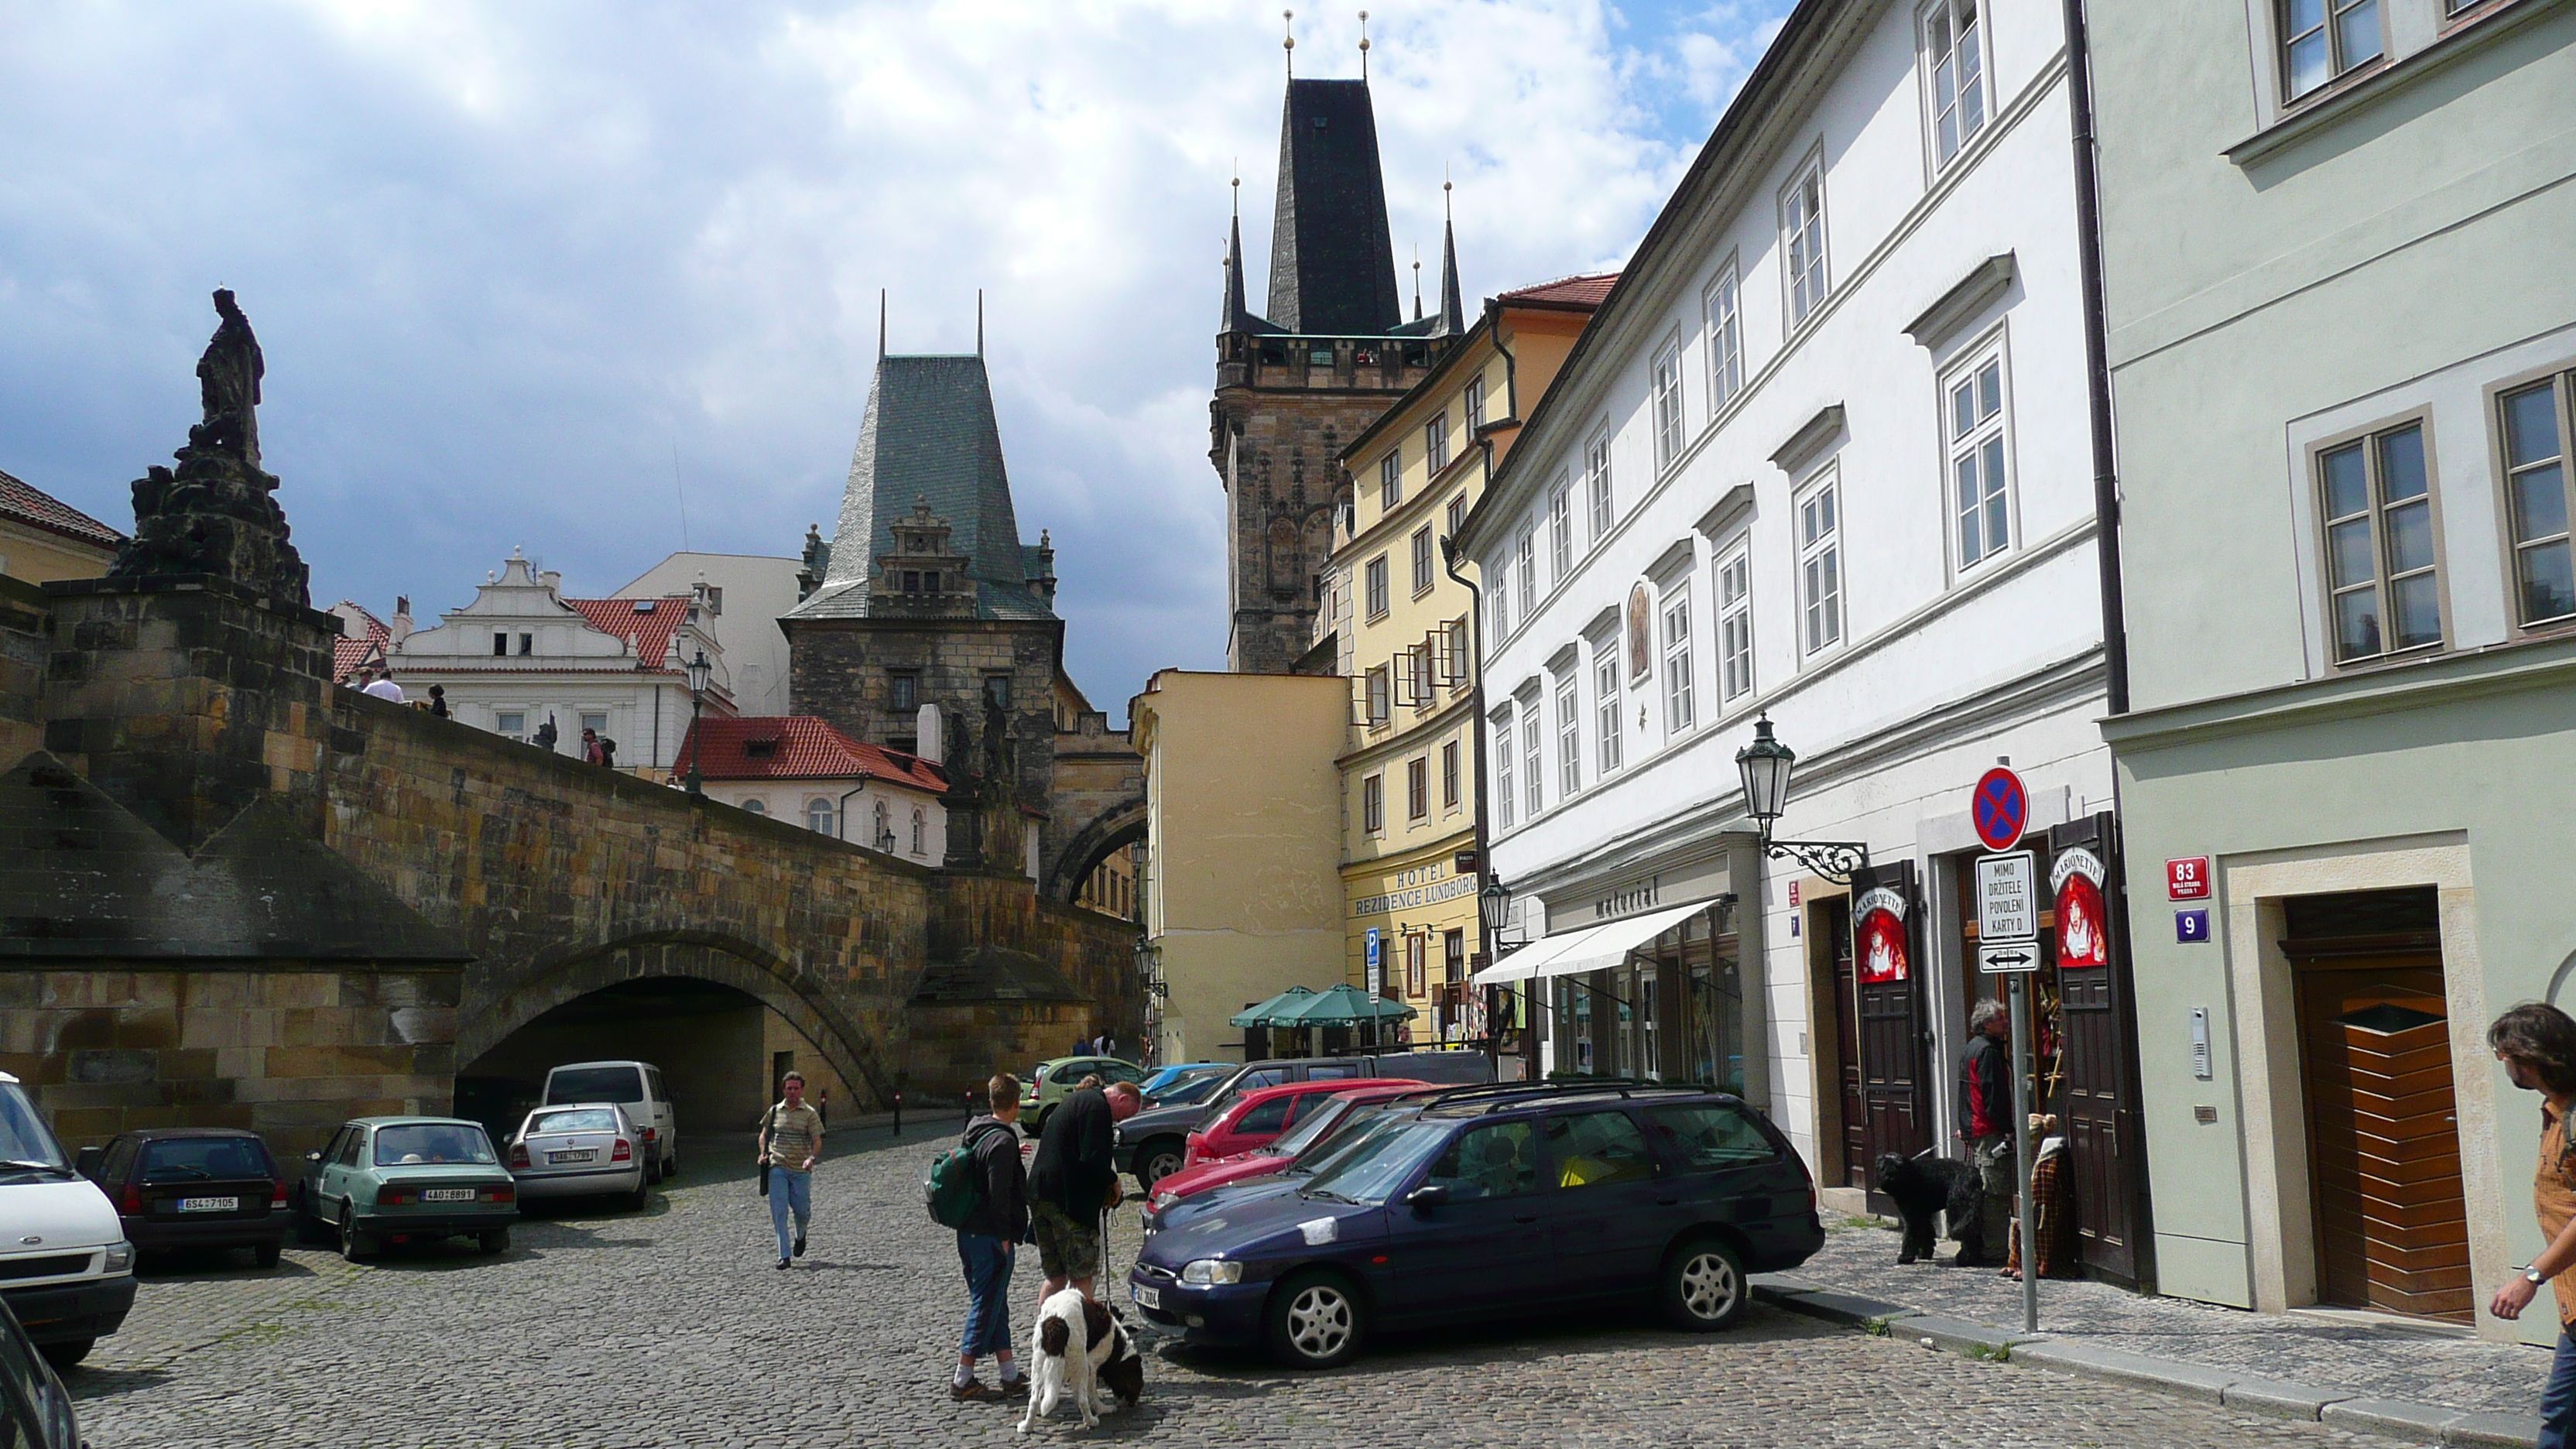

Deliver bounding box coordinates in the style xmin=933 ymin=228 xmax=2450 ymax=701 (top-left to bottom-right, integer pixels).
xmin=0 ymin=0 xmax=1789 ymax=718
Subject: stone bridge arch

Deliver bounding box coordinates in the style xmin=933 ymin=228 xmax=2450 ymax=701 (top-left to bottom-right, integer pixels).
xmin=1046 ymin=798 xmax=1146 ymax=906
xmin=461 ymin=928 xmax=897 ymax=1109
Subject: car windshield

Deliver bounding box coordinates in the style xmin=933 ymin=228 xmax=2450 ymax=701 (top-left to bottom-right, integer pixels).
xmin=529 ymin=1108 xmax=621 ymax=1135
xmin=374 ymin=1124 xmax=498 ymax=1166
xmin=140 ymin=1137 xmax=274 ymax=1183
xmin=0 ymin=1083 xmax=70 ymax=1174
xmin=1147 ymin=1074 xmax=1223 ymax=1108
xmin=546 ymin=1067 xmax=643 ymax=1104
xmin=1296 ymin=1118 xmax=1455 ymax=1205
xmin=1266 ymin=1096 xmax=1357 ymax=1156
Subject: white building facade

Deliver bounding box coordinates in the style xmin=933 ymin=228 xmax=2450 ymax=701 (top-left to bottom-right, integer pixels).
xmin=615 ymin=551 xmax=801 ymax=718
xmin=389 ymin=550 xmax=733 ymax=772
xmin=675 ymin=714 xmax=949 ymax=867
xmin=1462 ymin=0 xmax=2144 ymax=1276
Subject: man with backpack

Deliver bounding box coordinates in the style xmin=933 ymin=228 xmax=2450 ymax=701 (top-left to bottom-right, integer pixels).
xmin=940 ymin=1074 xmax=1028 ymax=1401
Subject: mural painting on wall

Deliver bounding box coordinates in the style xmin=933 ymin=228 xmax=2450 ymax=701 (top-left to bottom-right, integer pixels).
xmin=1625 ymin=583 xmax=1653 ymax=680
xmin=1855 ymin=886 xmax=1910 ymax=984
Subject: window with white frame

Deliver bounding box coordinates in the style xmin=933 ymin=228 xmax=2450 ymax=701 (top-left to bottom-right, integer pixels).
xmin=495 ymin=710 xmax=526 ymax=742
xmin=1706 ymin=262 xmax=1744 ymax=414
xmin=2280 ymin=0 xmax=2382 ymax=101
xmin=1924 ymin=0 xmax=1989 ymax=167
xmin=2317 ymin=420 xmax=2441 ymax=663
xmin=1380 ymin=451 xmax=1403 ymax=512
xmin=1556 ymin=672 xmax=1581 ymax=797
xmin=1365 ymin=554 xmax=1389 ymax=618
xmin=1516 ymin=525 xmax=1536 ymax=618
xmin=1660 ymin=585 xmax=1696 ymax=733
xmin=1586 ymin=430 xmax=1614 ymax=540
xmin=1491 ymin=553 xmax=1512 ymax=639
xmin=1522 ymin=704 xmax=1544 ymax=820
xmin=872 ymin=799 xmax=889 ymax=844
xmin=1782 ymin=157 xmax=1829 ymax=326
xmin=807 ymin=797 xmax=837 ymax=834
xmin=1653 ymin=341 xmax=1686 ymax=471
xmin=1592 ymin=642 xmax=1622 ymax=775
xmin=1464 ymin=375 xmax=1487 ymax=433
xmin=1363 ymin=772 xmax=1386 ymax=833
xmin=1549 ymin=479 xmax=1572 ymax=583
xmin=1946 ymin=345 xmax=2012 ymax=570
xmin=911 ymin=807 xmax=926 ymax=855
xmin=1411 ymin=526 xmax=1434 ymax=594
xmin=1426 ymin=413 xmax=1451 ymax=476
xmin=1797 ymin=471 xmax=1844 ymax=654
xmin=1494 ymin=711 xmax=1516 ymax=829
xmin=2500 ymin=378 xmax=2576 ymax=629
xmin=1718 ymin=544 xmax=1753 ymax=703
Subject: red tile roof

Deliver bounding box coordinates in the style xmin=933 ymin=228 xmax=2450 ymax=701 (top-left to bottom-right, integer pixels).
xmin=565 ymin=596 xmax=691 ymax=670
xmin=0 ymin=467 xmax=125 ymax=550
xmin=331 ymin=605 xmax=390 ymax=684
xmin=1499 ymin=272 xmax=1619 ymax=310
xmin=674 ymin=716 xmax=949 ymax=793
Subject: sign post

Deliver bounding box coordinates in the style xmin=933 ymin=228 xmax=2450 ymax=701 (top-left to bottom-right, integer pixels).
xmin=1969 ymin=766 xmax=2039 ymax=1334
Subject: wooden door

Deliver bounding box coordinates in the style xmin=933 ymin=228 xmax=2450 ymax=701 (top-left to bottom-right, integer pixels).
xmin=2295 ymin=957 xmax=2471 ymax=1322
xmin=1854 ymin=861 xmax=1932 ymax=1184
xmin=2048 ymin=812 xmax=2148 ymax=1286
xmin=1827 ymin=900 xmax=1867 ymax=1190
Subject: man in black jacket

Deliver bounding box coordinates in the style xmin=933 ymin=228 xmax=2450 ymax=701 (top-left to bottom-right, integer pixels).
xmin=951 ymin=1074 xmax=1028 ymax=1402
xmin=1029 ymin=1077 xmax=1142 ymax=1302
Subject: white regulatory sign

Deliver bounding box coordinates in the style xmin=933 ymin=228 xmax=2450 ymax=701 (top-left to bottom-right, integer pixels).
xmin=1975 ymin=851 xmax=2038 ymax=943
xmin=1979 ymin=940 xmax=2042 ymax=975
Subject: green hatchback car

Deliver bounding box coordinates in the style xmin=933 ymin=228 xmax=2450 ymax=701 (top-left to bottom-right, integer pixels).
xmin=294 ymin=1117 xmax=519 ymax=1262
xmin=1020 ymin=1057 xmax=1146 ymax=1132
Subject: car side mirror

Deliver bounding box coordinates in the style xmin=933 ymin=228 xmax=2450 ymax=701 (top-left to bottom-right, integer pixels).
xmin=74 ymin=1146 xmax=102 ymax=1180
xmin=1404 ymin=1184 xmax=1448 ymax=1211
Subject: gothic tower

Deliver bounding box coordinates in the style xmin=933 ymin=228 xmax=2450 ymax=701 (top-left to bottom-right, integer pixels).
xmin=1213 ymin=75 xmax=1461 ymax=673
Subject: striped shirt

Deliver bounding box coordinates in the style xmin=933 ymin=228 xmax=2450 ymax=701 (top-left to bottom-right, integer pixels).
xmin=763 ymin=1102 xmax=824 ymax=1168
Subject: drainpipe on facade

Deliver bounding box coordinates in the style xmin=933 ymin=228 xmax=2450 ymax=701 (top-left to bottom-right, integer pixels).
xmin=2063 ymin=0 xmax=2129 ymax=717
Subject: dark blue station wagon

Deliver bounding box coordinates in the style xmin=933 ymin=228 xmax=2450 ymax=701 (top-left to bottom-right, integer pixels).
xmin=1128 ymin=1083 xmax=1822 ymax=1368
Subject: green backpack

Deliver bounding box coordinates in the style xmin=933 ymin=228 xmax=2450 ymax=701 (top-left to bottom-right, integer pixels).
xmin=925 ymin=1122 xmax=1009 ymax=1228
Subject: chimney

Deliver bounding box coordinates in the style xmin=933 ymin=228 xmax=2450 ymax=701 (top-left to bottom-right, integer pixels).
xmin=391 ymin=595 xmax=414 ymax=642
xmin=539 ymin=570 xmax=564 ymax=593
xmin=917 ymin=703 xmax=944 ymax=764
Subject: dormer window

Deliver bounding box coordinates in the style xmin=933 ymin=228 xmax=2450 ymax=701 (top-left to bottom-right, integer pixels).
xmin=744 ymin=738 xmax=779 ymax=760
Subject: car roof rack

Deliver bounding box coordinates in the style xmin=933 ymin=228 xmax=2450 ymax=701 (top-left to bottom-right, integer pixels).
xmin=1399 ymin=1077 xmax=1710 ymax=1112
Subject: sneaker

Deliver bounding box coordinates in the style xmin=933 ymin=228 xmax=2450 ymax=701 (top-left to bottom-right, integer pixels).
xmin=776 ymin=1257 xmax=791 ymax=1270
xmin=999 ymin=1376 xmax=1029 ymax=1399
xmin=949 ymin=1379 xmax=995 ymax=1402
xmin=793 ymin=1233 xmax=807 ymax=1258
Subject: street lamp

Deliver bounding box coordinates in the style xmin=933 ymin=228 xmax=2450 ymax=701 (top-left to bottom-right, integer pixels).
xmin=1479 ymin=875 xmax=1514 ymax=947
xmin=1733 ymin=711 xmax=1869 ymax=883
xmin=682 ymin=647 xmax=711 ymax=797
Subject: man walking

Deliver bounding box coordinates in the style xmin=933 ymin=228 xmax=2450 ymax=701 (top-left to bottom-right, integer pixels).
xmin=757 ymin=1070 xmax=824 ymax=1270
xmin=2486 ymin=1003 xmax=2576 ymax=1447
xmin=1955 ymin=999 xmax=2013 ymax=1268
xmin=952 ymin=1074 xmax=1029 ymax=1403
xmin=1028 ymin=1077 xmax=1141 ymax=1301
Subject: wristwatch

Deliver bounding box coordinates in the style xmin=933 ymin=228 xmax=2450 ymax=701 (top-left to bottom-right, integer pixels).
xmin=2525 ymin=1264 xmax=2549 ymax=1286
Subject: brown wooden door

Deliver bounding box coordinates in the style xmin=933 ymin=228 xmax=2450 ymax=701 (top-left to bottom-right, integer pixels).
xmin=1854 ymin=862 xmax=1932 ymax=1189
xmin=2295 ymin=957 xmax=2471 ymax=1322
xmin=2048 ymin=812 xmax=2147 ymax=1286
xmin=1828 ymin=900 xmax=1867 ymax=1190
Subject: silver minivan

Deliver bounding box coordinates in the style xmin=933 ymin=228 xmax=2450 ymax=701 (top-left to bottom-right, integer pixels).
xmin=540 ymin=1062 xmax=677 ymax=1182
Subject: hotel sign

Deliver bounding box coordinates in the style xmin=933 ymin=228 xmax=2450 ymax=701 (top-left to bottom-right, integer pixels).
xmin=1353 ymin=859 xmax=1476 ymax=918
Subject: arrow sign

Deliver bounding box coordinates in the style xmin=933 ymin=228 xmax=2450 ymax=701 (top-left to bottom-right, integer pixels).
xmin=1981 ymin=940 xmax=2041 ymax=975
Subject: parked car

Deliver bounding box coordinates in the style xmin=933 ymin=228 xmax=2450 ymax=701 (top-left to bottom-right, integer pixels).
xmin=1138 ymin=1062 xmax=1231 ymax=1101
xmin=295 ymin=1117 xmax=519 ymax=1262
xmin=75 ymin=1129 xmax=291 ymax=1268
xmin=1115 ymin=1051 xmax=1493 ymax=1191
xmin=542 ymin=1061 xmax=677 ymax=1182
xmin=1182 ymin=1078 xmax=1421 ymax=1171
xmin=505 ymin=1103 xmax=649 ymax=1209
xmin=1128 ymin=1083 xmax=1821 ymax=1368
xmin=0 ymin=1072 xmax=134 ymax=1370
xmin=1144 ymin=1081 xmax=1430 ymax=1231
xmin=0 ymin=1297 xmax=82 ymax=1447
xmin=1019 ymin=1056 xmax=1145 ymax=1132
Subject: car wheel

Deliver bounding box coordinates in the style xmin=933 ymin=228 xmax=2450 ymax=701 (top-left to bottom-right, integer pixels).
xmin=1136 ymin=1140 xmax=1186 ymax=1193
xmin=644 ymin=1154 xmax=663 ymax=1185
xmin=294 ymin=1201 xmax=331 ymax=1246
xmin=1660 ymin=1235 xmax=1746 ymax=1331
xmin=37 ymin=1338 xmax=93 ymax=1371
xmin=337 ymin=1207 xmax=375 ymax=1264
xmin=662 ymin=1154 xmax=678 ymax=1180
xmin=629 ymin=1179 xmax=652 ymax=1212
xmin=1263 ymin=1269 xmax=1365 ymax=1369
xmin=478 ymin=1228 xmax=509 ymax=1255
xmin=254 ymin=1240 xmax=282 ymax=1269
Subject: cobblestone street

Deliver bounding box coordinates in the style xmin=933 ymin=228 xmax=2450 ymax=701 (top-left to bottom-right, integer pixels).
xmin=60 ymin=1126 xmax=2427 ymax=1448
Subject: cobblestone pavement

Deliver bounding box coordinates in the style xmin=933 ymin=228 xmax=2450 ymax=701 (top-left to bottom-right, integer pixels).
xmin=1783 ymin=1216 xmax=2552 ymax=1414
xmin=70 ymin=1127 xmax=2421 ymax=1448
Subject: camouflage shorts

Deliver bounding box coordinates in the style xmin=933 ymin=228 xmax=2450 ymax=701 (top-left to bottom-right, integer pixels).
xmin=1030 ymin=1198 xmax=1100 ymax=1281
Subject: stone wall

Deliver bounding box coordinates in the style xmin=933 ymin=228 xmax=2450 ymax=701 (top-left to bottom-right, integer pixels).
xmin=786 ymin=615 xmax=1059 ymax=808
xmin=0 ymin=574 xmax=46 ymax=766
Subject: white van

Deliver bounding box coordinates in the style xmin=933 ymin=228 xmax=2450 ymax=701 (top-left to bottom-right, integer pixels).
xmin=540 ymin=1062 xmax=677 ymax=1181
xmin=0 ymin=1072 xmax=135 ymax=1368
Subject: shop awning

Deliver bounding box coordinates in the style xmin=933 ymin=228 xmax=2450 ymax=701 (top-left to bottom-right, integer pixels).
xmin=1472 ymin=898 xmax=1723 ymax=986
xmin=1228 ymin=985 xmax=1318 ymax=1028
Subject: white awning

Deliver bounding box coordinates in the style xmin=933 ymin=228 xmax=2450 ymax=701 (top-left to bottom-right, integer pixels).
xmin=1472 ymin=897 xmax=1724 ymax=985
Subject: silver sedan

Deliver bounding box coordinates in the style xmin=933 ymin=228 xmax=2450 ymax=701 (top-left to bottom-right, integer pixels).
xmin=505 ymin=1103 xmax=648 ymax=1208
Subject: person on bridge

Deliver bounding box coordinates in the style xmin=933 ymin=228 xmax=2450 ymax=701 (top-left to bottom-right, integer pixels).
xmin=951 ymin=1073 xmax=1029 ymax=1402
xmin=758 ymin=1070 xmax=825 ymax=1269
xmin=1027 ymin=1076 xmax=1140 ymax=1302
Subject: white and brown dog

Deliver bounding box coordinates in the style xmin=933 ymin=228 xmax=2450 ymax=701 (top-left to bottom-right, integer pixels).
xmin=1016 ymin=1288 xmax=1142 ymax=1433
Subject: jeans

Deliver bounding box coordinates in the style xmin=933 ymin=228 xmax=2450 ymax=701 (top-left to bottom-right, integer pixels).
xmin=1969 ymin=1135 xmax=2014 ymax=1260
xmin=957 ymin=1233 xmax=1016 ymax=1358
xmin=767 ymin=1166 xmax=811 ymax=1259
xmin=2541 ymin=1328 xmax=2576 ymax=1449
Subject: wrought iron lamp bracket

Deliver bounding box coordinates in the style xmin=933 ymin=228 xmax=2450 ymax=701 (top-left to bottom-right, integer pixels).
xmin=1760 ymin=835 xmax=1869 ymax=886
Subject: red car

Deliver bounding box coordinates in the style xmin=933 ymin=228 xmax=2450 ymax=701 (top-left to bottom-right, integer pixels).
xmin=1149 ymin=1081 xmax=1428 ymax=1225
xmin=1182 ymin=1076 xmax=1421 ymax=1168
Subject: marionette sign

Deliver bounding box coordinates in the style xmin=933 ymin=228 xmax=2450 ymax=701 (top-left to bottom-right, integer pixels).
xmin=1855 ymin=886 xmax=1910 ymax=984
xmin=2051 ymin=847 xmax=2110 ymax=969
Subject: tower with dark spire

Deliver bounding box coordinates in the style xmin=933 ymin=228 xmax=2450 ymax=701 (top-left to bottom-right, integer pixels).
xmin=1212 ymin=48 xmax=1462 ymax=673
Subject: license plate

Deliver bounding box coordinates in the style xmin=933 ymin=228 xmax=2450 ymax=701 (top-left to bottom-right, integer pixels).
xmin=546 ymin=1149 xmax=596 ymax=1164
xmin=177 ymin=1197 xmax=238 ymax=1213
xmin=1132 ymin=1285 xmax=1160 ymax=1310
xmin=420 ymin=1188 xmax=476 ymax=1203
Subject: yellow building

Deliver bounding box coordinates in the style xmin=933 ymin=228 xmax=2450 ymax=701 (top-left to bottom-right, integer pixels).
xmin=0 ymin=468 xmax=122 ymax=584
xmin=1129 ymin=669 xmax=1348 ymax=1066
xmin=1324 ymin=275 xmax=1613 ymax=1048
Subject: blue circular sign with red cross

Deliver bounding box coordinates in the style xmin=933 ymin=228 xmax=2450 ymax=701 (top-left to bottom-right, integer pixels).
xmin=1972 ymin=766 xmax=2029 ymax=852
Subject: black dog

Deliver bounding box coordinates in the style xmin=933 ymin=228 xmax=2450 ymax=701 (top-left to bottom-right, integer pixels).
xmin=1873 ymin=1151 xmax=1985 ymax=1266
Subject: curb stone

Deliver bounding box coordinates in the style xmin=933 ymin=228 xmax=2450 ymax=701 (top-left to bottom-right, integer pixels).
xmin=2218 ymin=1375 xmax=2355 ymax=1420
xmin=1883 ymin=1312 xmax=2040 ymax=1359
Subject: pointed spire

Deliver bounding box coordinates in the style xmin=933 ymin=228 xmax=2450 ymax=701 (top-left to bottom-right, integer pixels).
xmin=1358 ymin=9 xmax=1371 ymax=80
xmin=976 ymin=289 xmax=985 ymax=357
xmin=1283 ymin=9 xmax=1294 ymax=78
xmin=1411 ymin=244 xmax=1422 ymax=321
xmin=1222 ymin=172 xmax=1252 ymax=333
xmin=878 ymin=289 xmax=886 ymax=360
xmin=1435 ymin=176 xmax=1464 ymax=337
